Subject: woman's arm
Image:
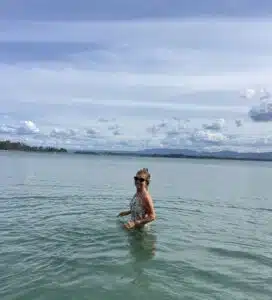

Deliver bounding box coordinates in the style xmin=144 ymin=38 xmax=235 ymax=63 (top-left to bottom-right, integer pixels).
xmin=118 ymin=210 xmax=131 ymax=217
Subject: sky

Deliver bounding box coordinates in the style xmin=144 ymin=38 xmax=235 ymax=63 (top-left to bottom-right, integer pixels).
xmin=1 ymin=1 xmax=272 ymax=152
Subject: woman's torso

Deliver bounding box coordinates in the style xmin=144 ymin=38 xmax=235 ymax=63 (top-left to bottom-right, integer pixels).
xmin=130 ymin=193 xmax=147 ymax=221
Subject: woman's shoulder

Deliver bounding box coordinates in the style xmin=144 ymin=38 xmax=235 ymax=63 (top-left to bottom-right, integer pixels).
xmin=140 ymin=191 xmax=152 ymax=201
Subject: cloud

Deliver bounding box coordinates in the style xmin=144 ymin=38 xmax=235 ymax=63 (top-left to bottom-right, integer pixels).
xmin=240 ymin=87 xmax=271 ymax=101
xmin=1 ymin=116 xmax=272 ymax=153
xmin=241 ymin=87 xmax=272 ymax=122
xmin=147 ymin=118 xmax=228 ymax=149
xmin=85 ymin=128 xmax=100 ymax=137
xmin=240 ymin=88 xmax=256 ymax=99
xmin=0 ymin=120 xmax=39 ymax=135
xmin=17 ymin=120 xmax=40 ymax=135
xmin=49 ymin=128 xmax=77 ymax=139
xmin=1 ymin=20 xmax=272 ymax=105
xmin=202 ymin=118 xmax=225 ymax=131
xmin=1 ymin=19 xmax=272 ymax=152
xmin=235 ymin=119 xmax=243 ymax=127
xmin=190 ymin=130 xmax=227 ymax=145
xmin=249 ymin=101 xmax=272 ymax=122
xmin=1 ymin=0 xmax=272 ymax=21
xmin=0 ymin=124 xmax=16 ymax=134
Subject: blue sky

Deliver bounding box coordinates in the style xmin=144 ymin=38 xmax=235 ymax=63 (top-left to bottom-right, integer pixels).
xmin=1 ymin=1 xmax=272 ymax=152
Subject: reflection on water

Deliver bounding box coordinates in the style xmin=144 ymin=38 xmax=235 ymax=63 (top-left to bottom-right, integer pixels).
xmin=116 ymin=218 xmax=157 ymax=286
xmin=127 ymin=227 xmax=157 ymax=287
xmin=127 ymin=228 xmax=157 ymax=262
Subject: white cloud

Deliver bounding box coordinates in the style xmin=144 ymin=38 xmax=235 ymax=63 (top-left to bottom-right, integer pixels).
xmin=85 ymin=128 xmax=100 ymax=137
xmin=202 ymin=118 xmax=225 ymax=131
xmin=0 ymin=124 xmax=16 ymax=134
xmin=50 ymin=128 xmax=77 ymax=139
xmin=249 ymin=101 xmax=272 ymax=122
xmin=1 ymin=19 xmax=272 ymax=152
xmin=0 ymin=120 xmax=40 ymax=135
xmin=17 ymin=120 xmax=40 ymax=135
xmin=190 ymin=130 xmax=227 ymax=145
xmin=240 ymin=88 xmax=256 ymax=99
xmin=1 ymin=116 xmax=272 ymax=153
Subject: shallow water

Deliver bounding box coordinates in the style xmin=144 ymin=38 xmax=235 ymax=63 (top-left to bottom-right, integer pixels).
xmin=0 ymin=151 xmax=271 ymax=300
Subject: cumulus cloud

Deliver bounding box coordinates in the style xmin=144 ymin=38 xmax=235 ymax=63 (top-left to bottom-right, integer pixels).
xmin=240 ymin=88 xmax=256 ymax=99
xmin=85 ymin=128 xmax=100 ymax=137
xmin=240 ymin=87 xmax=271 ymax=101
xmin=1 ymin=116 xmax=272 ymax=153
xmin=1 ymin=19 xmax=272 ymax=152
xmin=249 ymin=101 xmax=272 ymax=122
xmin=146 ymin=120 xmax=170 ymax=136
xmin=202 ymin=118 xmax=225 ymax=131
xmin=107 ymin=124 xmax=121 ymax=136
xmin=259 ymin=88 xmax=271 ymax=101
xmin=190 ymin=130 xmax=227 ymax=145
xmin=17 ymin=120 xmax=40 ymax=135
xmin=0 ymin=124 xmax=16 ymax=134
xmin=144 ymin=118 xmax=228 ymax=149
xmin=0 ymin=120 xmax=40 ymax=135
xmin=242 ymin=88 xmax=272 ymax=122
xmin=50 ymin=128 xmax=77 ymax=139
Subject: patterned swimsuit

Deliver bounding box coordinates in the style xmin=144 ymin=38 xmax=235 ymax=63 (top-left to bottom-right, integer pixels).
xmin=129 ymin=193 xmax=147 ymax=222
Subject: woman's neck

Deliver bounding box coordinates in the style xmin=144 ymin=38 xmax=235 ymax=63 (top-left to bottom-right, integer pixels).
xmin=136 ymin=187 xmax=147 ymax=193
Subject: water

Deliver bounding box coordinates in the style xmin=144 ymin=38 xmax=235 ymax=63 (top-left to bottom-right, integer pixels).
xmin=0 ymin=151 xmax=271 ymax=300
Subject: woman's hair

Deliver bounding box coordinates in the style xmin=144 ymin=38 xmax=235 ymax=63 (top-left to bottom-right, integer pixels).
xmin=136 ymin=167 xmax=151 ymax=186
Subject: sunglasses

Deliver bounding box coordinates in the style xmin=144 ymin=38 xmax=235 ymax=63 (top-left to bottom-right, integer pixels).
xmin=134 ymin=176 xmax=145 ymax=182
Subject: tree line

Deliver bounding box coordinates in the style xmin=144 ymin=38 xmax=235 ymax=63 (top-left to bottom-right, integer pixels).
xmin=0 ymin=140 xmax=67 ymax=153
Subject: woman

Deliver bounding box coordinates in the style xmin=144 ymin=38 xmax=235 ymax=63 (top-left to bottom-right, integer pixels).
xmin=118 ymin=168 xmax=156 ymax=229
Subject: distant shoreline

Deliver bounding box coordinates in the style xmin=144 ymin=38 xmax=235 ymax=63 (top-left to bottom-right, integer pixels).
xmin=73 ymin=150 xmax=272 ymax=162
xmin=0 ymin=140 xmax=67 ymax=153
xmin=1 ymin=139 xmax=272 ymax=162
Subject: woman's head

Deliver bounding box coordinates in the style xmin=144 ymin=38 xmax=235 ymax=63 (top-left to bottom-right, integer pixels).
xmin=134 ymin=168 xmax=151 ymax=190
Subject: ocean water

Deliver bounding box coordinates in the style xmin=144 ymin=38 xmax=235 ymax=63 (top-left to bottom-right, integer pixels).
xmin=0 ymin=151 xmax=271 ymax=300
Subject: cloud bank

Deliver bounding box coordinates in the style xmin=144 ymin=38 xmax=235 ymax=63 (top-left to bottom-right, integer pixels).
xmin=1 ymin=0 xmax=272 ymax=21
xmin=1 ymin=18 xmax=272 ymax=153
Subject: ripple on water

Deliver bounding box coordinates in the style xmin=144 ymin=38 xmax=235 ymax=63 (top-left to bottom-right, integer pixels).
xmin=1 ymin=153 xmax=272 ymax=300
xmin=207 ymin=246 xmax=272 ymax=268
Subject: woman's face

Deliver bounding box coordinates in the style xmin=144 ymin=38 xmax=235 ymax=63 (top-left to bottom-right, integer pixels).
xmin=134 ymin=172 xmax=147 ymax=190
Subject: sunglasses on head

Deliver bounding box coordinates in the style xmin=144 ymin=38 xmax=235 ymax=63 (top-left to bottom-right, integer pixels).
xmin=134 ymin=176 xmax=145 ymax=182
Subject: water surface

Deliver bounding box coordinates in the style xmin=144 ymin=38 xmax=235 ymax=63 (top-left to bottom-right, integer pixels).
xmin=1 ymin=151 xmax=271 ymax=300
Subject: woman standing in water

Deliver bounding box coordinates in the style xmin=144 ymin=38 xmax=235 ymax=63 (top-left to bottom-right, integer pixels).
xmin=118 ymin=168 xmax=156 ymax=229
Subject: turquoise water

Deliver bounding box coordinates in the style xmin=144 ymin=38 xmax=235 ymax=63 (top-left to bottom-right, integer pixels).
xmin=0 ymin=151 xmax=271 ymax=300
